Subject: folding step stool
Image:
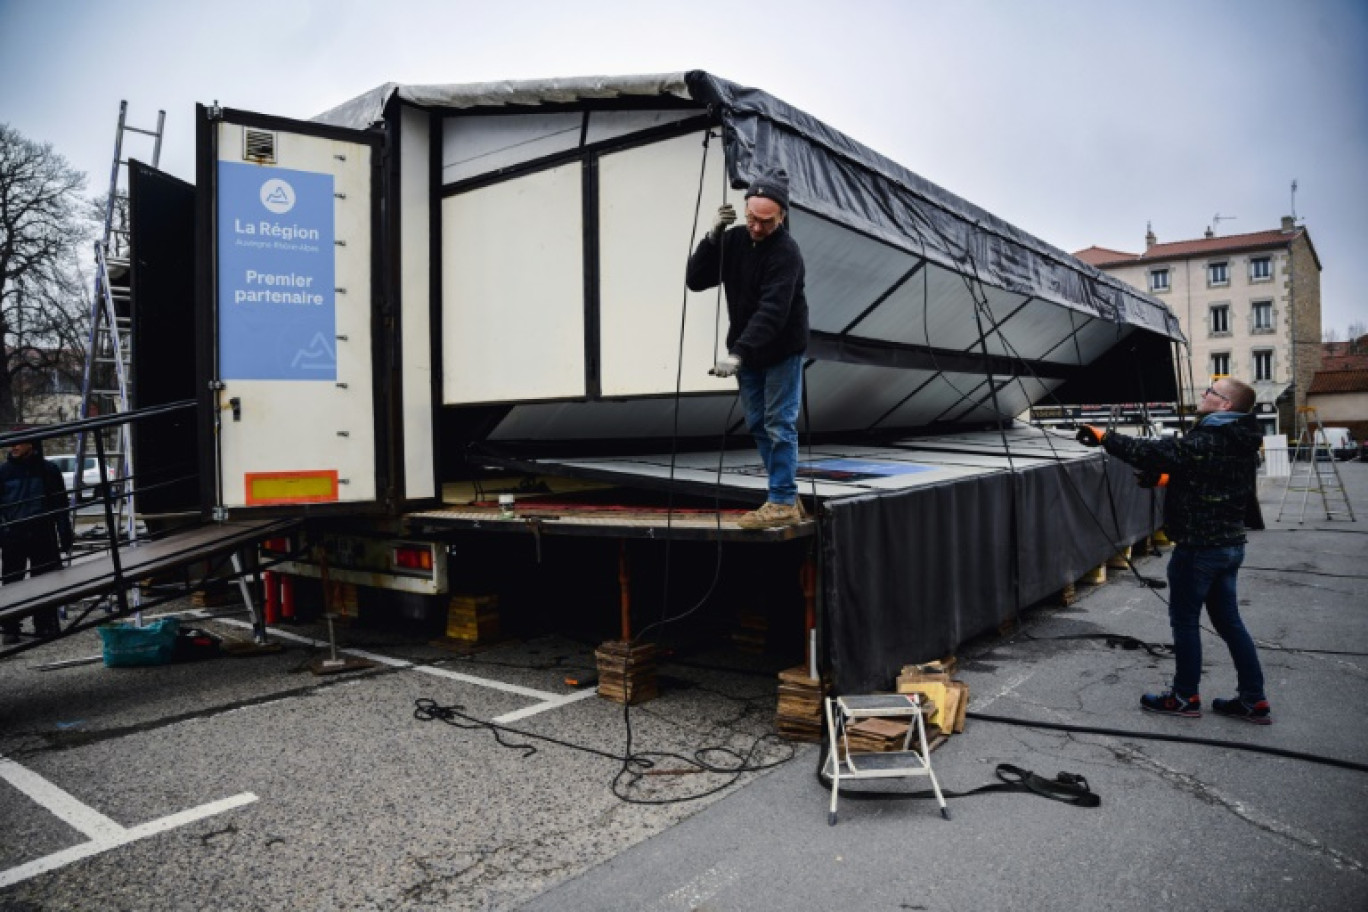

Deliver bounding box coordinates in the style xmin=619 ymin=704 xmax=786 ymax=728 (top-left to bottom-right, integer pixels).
xmin=823 ymin=693 xmax=949 ymax=825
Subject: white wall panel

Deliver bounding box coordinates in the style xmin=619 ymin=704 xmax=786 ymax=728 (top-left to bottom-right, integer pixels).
xmin=598 ymin=131 xmax=739 ymax=398
xmin=441 ymin=165 xmax=585 ymax=404
xmin=442 ymin=113 xmax=582 ymax=184
xmin=400 ymin=106 xmax=435 ymax=498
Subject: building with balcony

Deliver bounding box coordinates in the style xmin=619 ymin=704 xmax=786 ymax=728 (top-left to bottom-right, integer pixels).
xmin=1075 ymin=217 xmax=1322 ymax=436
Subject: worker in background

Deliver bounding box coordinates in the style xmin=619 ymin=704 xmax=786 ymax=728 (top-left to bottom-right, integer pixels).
xmin=1076 ymin=377 xmax=1270 ymax=723
xmin=686 ymin=166 xmax=809 ymax=529
xmin=1 ymin=437 xmax=72 ymax=645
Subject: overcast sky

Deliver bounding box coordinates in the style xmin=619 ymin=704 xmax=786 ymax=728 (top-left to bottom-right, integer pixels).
xmin=2 ymin=0 xmax=1365 ymax=334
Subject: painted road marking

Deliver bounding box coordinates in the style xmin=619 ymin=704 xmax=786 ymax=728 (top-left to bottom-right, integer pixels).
xmin=0 ymin=756 xmax=256 ymax=889
xmin=975 ymin=671 xmax=1036 ymax=711
xmin=197 ymin=612 xmax=574 ymax=705
xmin=492 ymin=687 xmax=600 ymax=724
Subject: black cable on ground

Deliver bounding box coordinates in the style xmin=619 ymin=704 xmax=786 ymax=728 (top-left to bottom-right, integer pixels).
xmin=412 ymin=697 xmax=795 ymax=805
xmin=966 ymin=711 xmax=1368 ymax=774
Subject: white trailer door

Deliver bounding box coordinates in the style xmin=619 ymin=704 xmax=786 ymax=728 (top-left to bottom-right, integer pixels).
xmin=206 ymin=109 xmax=383 ymax=514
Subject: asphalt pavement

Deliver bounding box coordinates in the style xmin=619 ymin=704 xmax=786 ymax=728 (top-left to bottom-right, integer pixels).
xmin=2 ymin=462 xmax=1365 ymax=911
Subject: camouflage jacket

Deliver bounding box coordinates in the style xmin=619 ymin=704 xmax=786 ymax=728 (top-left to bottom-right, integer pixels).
xmin=1102 ymin=411 xmax=1263 ymax=547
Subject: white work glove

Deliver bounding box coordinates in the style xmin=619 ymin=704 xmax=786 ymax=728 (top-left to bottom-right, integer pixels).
xmin=710 ymin=353 xmax=742 ymax=378
xmin=711 ymin=203 xmax=737 ymax=240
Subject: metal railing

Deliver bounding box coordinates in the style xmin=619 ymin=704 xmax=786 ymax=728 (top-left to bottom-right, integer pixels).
xmin=1 ymin=401 xmax=197 ymax=623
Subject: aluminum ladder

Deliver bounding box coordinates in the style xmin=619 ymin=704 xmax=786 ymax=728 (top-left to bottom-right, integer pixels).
xmin=1276 ymin=406 xmax=1356 ymax=522
xmin=74 ymin=102 xmax=165 ymax=580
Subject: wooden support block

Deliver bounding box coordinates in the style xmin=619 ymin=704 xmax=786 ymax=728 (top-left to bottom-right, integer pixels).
xmin=444 ymin=593 xmax=500 ymax=643
xmin=1057 ymin=582 xmax=1077 ymax=607
xmin=776 ymin=665 xmax=825 ymax=743
xmin=1152 ymin=528 xmax=1171 ymax=546
xmin=191 ymin=587 xmax=241 ymax=608
xmin=595 ymin=640 xmax=659 ymax=705
xmin=949 ymin=681 xmax=969 ymax=733
xmin=1106 ymin=546 xmax=1132 ymax=570
xmin=1083 ymin=563 xmax=1107 ymax=585
xmin=732 ymin=610 xmax=768 ymax=653
xmin=895 ymin=674 xmax=950 ymax=729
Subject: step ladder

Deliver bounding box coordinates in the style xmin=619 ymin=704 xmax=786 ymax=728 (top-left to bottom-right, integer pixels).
xmin=822 ymin=693 xmax=949 ymax=825
xmin=74 ymin=102 xmax=165 ymax=590
xmin=1276 ymin=406 xmax=1356 ymax=522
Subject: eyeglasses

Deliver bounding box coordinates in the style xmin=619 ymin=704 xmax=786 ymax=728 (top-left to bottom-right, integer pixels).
xmin=1203 ymin=386 xmax=1231 ymax=403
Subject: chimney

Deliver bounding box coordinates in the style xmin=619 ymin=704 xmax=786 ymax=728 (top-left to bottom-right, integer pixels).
xmin=1281 ymin=215 xmax=1296 ymax=233
xmin=1145 ymin=222 xmax=1156 ymax=249
xmin=1204 ymin=226 xmax=1214 ymax=239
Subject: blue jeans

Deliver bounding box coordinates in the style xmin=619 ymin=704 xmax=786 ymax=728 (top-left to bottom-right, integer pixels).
xmin=1166 ymin=543 xmax=1265 ymax=702
xmin=736 ymin=354 xmax=803 ymax=505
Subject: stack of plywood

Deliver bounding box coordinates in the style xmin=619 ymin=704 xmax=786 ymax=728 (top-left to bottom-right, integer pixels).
xmin=191 ymin=585 xmax=239 ymax=608
xmin=444 ymin=594 xmax=499 ymax=643
xmin=595 ymin=640 xmax=659 ymax=705
xmin=842 ymin=716 xmax=912 ymax=753
xmin=895 ymin=658 xmax=968 ymax=739
xmin=776 ymin=665 xmax=825 ymax=742
xmin=732 ymin=610 xmax=767 ymax=653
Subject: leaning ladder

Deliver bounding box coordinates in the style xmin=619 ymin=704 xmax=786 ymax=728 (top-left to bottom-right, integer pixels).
xmin=74 ymin=102 xmax=165 ymax=563
xmin=1276 ymin=406 xmax=1356 ymax=522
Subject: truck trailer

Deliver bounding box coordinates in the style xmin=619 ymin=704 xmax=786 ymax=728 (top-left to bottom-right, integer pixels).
xmin=124 ymin=72 xmax=1184 ymax=692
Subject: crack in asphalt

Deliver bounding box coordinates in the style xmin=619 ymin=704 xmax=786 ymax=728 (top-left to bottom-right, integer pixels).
xmin=1110 ymin=744 xmax=1367 ymax=875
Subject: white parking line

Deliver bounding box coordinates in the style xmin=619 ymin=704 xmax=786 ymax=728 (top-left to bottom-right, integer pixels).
xmin=492 ymin=687 xmax=600 ymax=724
xmin=196 ymin=612 xmax=571 ymax=704
xmin=975 ymin=671 xmax=1036 ymax=711
xmin=0 ymin=756 xmax=256 ymax=889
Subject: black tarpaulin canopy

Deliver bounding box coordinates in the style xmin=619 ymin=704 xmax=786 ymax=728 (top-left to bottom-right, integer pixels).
xmin=317 ymin=71 xmax=1181 ymax=443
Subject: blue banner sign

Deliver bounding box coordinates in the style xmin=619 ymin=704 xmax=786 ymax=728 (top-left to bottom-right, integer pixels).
xmin=217 ymin=161 xmax=336 ymax=380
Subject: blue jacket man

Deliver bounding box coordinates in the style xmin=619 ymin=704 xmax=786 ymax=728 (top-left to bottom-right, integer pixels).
xmin=1 ymin=438 xmax=72 ymax=644
xmin=1077 ymin=377 xmax=1271 ymax=724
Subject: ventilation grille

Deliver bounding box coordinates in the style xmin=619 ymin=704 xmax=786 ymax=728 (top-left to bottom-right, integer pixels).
xmin=243 ymin=129 xmax=277 ymax=164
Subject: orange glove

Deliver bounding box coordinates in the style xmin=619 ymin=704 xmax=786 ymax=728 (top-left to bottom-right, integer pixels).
xmin=1075 ymin=425 xmax=1105 ymax=447
xmin=1135 ymin=470 xmax=1170 ymax=489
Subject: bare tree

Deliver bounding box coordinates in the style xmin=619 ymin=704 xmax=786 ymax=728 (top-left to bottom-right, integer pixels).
xmin=1322 ymin=326 xmax=1341 ymax=344
xmin=1348 ymin=320 xmax=1367 ymax=353
xmin=0 ymin=123 xmax=90 ymax=426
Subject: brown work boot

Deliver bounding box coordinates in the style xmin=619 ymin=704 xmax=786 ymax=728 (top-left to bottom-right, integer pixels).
xmin=737 ymin=501 xmax=803 ymax=529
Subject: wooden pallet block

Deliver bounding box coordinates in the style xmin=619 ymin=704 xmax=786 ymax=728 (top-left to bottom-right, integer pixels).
xmin=444 ymin=593 xmax=500 ymax=643
xmin=776 ymin=664 xmax=825 ymax=743
xmin=595 ymin=640 xmax=659 ymax=705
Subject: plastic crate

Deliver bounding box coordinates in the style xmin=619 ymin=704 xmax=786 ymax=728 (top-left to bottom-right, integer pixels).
xmin=99 ymin=617 xmax=181 ymax=668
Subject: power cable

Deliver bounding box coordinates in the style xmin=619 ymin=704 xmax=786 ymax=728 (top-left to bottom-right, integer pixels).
xmin=966 ymin=711 xmax=1368 ymax=774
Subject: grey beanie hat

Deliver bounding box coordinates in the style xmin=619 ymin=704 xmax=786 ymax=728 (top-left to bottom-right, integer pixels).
xmin=745 ymin=167 xmax=790 ymax=210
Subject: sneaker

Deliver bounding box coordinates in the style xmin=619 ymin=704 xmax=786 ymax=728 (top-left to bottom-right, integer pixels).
xmin=737 ymin=501 xmax=804 ymax=529
xmin=1140 ymin=691 xmax=1201 ymax=718
xmin=1211 ymin=696 xmax=1272 ymax=725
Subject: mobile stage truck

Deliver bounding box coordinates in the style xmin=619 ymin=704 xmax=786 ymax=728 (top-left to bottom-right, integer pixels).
xmin=126 ymin=73 xmax=1183 ymax=693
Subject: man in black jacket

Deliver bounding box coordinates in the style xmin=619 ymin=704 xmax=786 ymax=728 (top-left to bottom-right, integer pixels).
xmin=1077 ymin=377 xmax=1271 ymax=724
xmin=685 ymin=167 xmax=809 ymax=529
xmin=1 ymin=438 xmax=72 ymax=644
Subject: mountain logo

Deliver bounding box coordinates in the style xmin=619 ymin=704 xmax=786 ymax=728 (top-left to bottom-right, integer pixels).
xmin=260 ymin=178 xmax=296 ymax=215
xmin=291 ymin=332 xmax=337 ymax=371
